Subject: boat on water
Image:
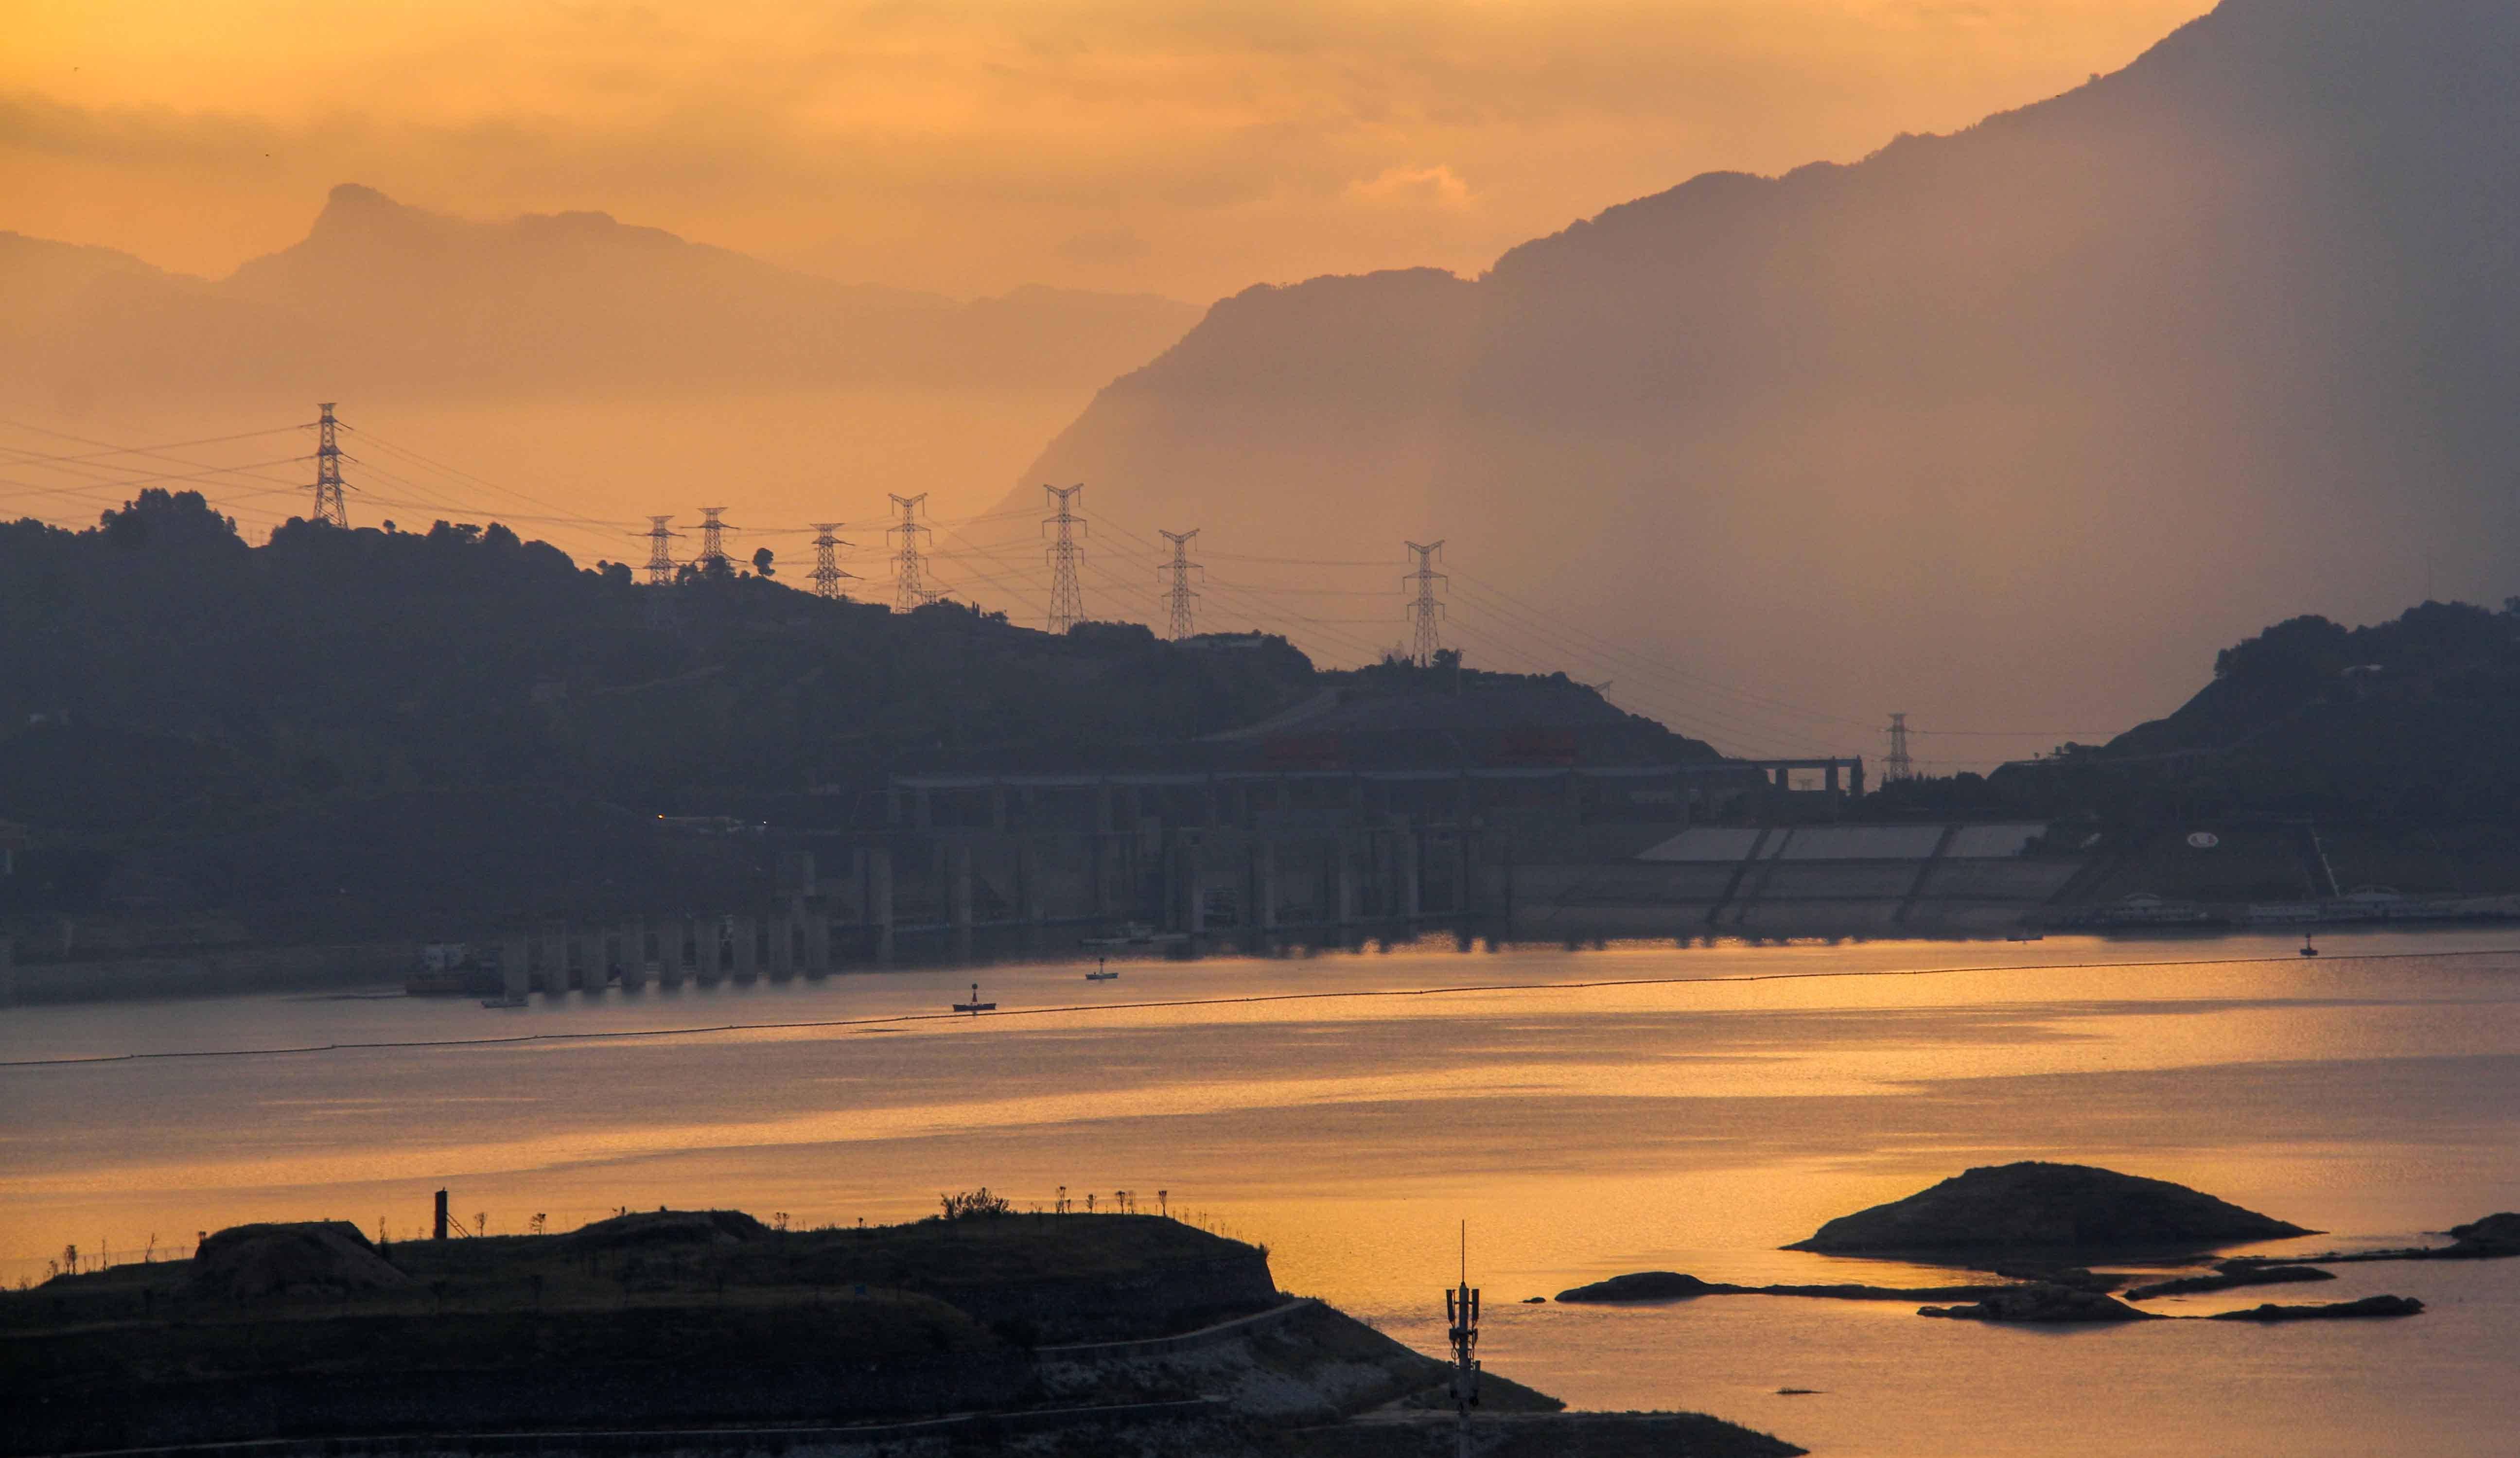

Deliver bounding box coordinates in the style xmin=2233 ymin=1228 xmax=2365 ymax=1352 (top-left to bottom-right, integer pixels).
xmin=479 ymin=993 xmax=529 ymax=1008
xmin=952 ymin=982 xmax=997 ymax=1013
xmin=1085 ymin=959 xmax=1120 ymax=982
xmin=1081 ymin=921 xmax=1188 ymax=948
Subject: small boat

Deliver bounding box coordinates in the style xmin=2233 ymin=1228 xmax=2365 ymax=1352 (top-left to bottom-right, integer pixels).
xmin=2006 ymin=931 xmax=2045 ymax=943
xmin=1082 ymin=921 xmax=1189 ymax=948
xmin=1085 ymin=959 xmax=1120 ymax=982
xmin=952 ymin=982 xmax=997 ymax=1014
xmin=480 ymin=993 xmax=529 ymax=1008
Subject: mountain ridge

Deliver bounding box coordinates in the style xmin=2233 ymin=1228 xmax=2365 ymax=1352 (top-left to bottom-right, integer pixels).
xmin=997 ymin=0 xmax=2520 ymax=753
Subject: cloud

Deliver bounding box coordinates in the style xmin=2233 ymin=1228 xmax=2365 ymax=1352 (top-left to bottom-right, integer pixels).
xmin=1347 ymin=163 xmax=1474 ymax=211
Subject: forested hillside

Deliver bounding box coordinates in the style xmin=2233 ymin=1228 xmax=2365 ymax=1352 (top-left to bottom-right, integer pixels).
xmin=1873 ymin=599 xmax=2520 ymax=824
xmin=0 ymin=492 xmax=1697 ymax=933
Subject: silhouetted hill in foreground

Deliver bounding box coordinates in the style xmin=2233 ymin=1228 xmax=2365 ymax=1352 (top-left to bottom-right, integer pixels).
xmin=1870 ymin=599 xmax=2520 ymax=824
xmin=0 ymin=492 xmax=1705 ymax=931
xmin=1007 ymin=0 xmax=2520 ymax=753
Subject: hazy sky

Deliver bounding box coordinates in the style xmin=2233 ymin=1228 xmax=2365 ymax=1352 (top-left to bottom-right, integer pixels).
xmin=7 ymin=1 xmax=2211 ymax=299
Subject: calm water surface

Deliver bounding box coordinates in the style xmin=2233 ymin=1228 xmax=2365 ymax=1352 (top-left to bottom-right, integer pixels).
xmin=5 ymin=929 xmax=2518 ymax=1456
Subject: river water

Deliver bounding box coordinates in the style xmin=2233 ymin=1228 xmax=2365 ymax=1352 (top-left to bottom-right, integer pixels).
xmin=5 ymin=929 xmax=2517 ymax=1455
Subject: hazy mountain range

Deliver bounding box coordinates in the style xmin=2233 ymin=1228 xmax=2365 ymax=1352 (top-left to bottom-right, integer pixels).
xmin=0 ymin=188 xmax=1200 ymax=551
xmin=9 ymin=0 xmax=2518 ymax=764
xmin=0 ymin=185 xmax=1198 ymax=400
xmin=1000 ymin=0 xmax=2520 ymax=758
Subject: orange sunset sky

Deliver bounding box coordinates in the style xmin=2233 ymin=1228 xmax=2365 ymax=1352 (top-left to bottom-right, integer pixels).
xmin=9 ymin=1 xmax=2211 ymax=299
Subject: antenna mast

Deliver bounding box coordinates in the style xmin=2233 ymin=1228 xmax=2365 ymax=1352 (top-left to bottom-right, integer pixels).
xmin=1886 ymin=712 xmax=1914 ymax=782
xmin=310 ymin=403 xmax=349 ymax=527
xmin=1044 ymin=484 xmax=1087 ymax=632
xmin=809 ymin=523 xmax=857 ymax=599
xmin=1157 ymin=528 xmax=1202 ymax=640
xmin=1445 ymin=1221 xmax=1481 ymax=1458
xmin=888 ymin=493 xmax=932 ymax=611
xmin=1404 ymin=541 xmax=1447 ymax=667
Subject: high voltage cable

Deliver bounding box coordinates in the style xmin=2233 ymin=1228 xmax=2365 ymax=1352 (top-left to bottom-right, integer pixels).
xmin=0 ymin=455 xmax=311 ymax=502
xmin=1445 ymin=567 xmax=1877 ymax=735
xmin=1092 ymin=516 xmax=1398 ymax=662
xmin=1439 ymin=590 xmax=1840 ymax=755
xmin=0 ymin=414 xmax=2030 ymax=757
xmin=1203 ymin=550 xmax=1396 ymax=567
xmin=0 ymin=426 xmax=304 ymax=467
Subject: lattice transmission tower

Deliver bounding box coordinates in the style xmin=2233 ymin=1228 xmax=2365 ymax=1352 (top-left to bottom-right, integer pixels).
xmin=641 ymin=515 xmax=680 ymax=584
xmin=309 ymin=402 xmax=349 ymax=527
xmin=809 ymin=523 xmax=857 ymax=599
xmin=1043 ymin=484 xmax=1087 ymax=632
xmin=695 ymin=507 xmax=733 ymax=573
xmin=1886 ymin=712 xmax=1915 ymax=782
xmin=1403 ymin=540 xmax=1447 ymax=667
xmin=1156 ymin=528 xmax=1202 ymax=640
xmin=888 ymin=493 xmax=932 ymax=611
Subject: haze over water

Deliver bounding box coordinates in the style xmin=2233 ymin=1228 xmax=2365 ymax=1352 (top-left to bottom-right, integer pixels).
xmin=6 ymin=931 xmax=2518 ymax=1456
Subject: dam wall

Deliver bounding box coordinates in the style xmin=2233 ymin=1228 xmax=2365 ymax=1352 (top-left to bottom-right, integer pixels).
xmin=1513 ymin=822 xmax=2080 ymax=937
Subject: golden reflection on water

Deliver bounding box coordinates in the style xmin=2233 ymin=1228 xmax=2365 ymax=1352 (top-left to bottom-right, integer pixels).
xmin=5 ymin=933 xmax=2519 ymax=1455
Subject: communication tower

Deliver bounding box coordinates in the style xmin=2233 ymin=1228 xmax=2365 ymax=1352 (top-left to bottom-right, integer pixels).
xmin=1043 ymin=484 xmax=1087 ymax=632
xmin=1403 ymin=541 xmax=1448 ymax=667
xmin=1156 ymin=528 xmax=1202 ymax=640
xmin=1445 ymin=1223 xmax=1481 ymax=1458
xmin=1886 ymin=713 xmax=1914 ymax=782
xmin=809 ymin=523 xmax=857 ymax=599
xmin=641 ymin=515 xmax=680 ymax=585
xmin=888 ymin=493 xmax=932 ymax=611
xmin=310 ymin=403 xmax=349 ymax=527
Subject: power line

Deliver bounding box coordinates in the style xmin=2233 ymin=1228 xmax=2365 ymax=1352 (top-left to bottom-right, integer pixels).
xmin=0 ymin=455 xmax=312 ymax=504
xmin=0 ymin=425 xmax=304 ymax=467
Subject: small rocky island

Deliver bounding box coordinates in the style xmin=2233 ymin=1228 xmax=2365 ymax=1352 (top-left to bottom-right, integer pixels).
xmin=1 ymin=1202 xmax=1802 ymax=1458
xmin=1559 ymin=1164 xmax=2466 ymax=1327
xmin=1783 ymin=1162 xmax=2312 ymax=1254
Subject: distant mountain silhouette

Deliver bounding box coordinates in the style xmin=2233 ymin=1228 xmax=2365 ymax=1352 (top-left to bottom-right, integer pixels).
xmin=1005 ymin=0 xmax=2520 ymax=753
xmin=1 ymin=184 xmax=1198 ymax=402
xmin=0 ymin=232 xmax=177 ymax=327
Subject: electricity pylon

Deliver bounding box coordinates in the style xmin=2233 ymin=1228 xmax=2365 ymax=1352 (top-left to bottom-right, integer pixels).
xmin=695 ymin=508 xmax=732 ymax=572
xmin=1404 ymin=541 xmax=1447 ymax=667
xmin=641 ymin=516 xmax=679 ymax=585
xmin=810 ymin=523 xmax=857 ymax=599
xmin=1044 ymin=483 xmax=1086 ymax=632
xmin=1156 ymin=528 xmax=1202 ymax=639
xmin=310 ymin=403 xmax=349 ymax=527
xmin=1887 ymin=713 xmax=1914 ymax=782
xmin=888 ymin=493 xmax=932 ymax=612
